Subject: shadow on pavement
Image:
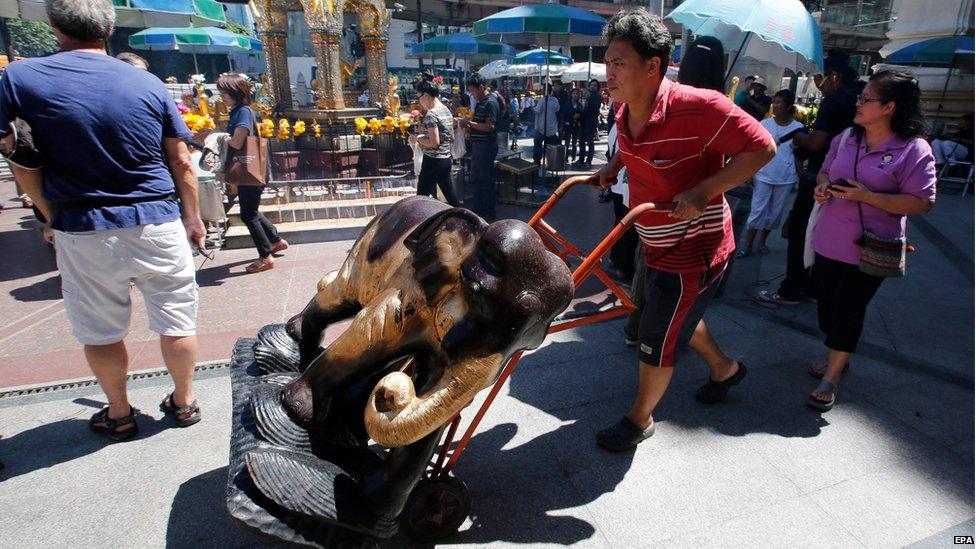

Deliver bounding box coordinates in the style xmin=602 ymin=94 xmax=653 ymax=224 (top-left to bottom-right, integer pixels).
xmin=440 ymin=418 xmax=632 ymax=546
xmin=165 ymin=466 xmax=279 ymax=549
xmin=9 ymin=273 xmax=61 ymax=302
xmin=0 ymin=409 xmax=167 ymax=483
xmin=0 ymin=222 xmax=58 ymax=282
xmin=196 ymin=259 xmax=260 ymax=288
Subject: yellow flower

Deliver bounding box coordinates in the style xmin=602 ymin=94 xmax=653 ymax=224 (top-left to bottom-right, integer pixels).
xmin=382 ymin=115 xmax=396 ymax=133
xmin=258 ymin=118 xmax=276 ymax=138
xmin=293 ymin=120 xmax=306 ymax=137
xmin=397 ymin=117 xmax=411 ymax=137
xmin=311 ymin=121 xmax=322 ymax=138
xmin=367 ymin=118 xmax=382 ymax=135
xmin=354 ymin=117 xmax=368 ymax=135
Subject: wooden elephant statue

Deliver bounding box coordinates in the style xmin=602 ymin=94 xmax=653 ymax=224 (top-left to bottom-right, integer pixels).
xmin=245 ymin=195 xmax=573 ymax=532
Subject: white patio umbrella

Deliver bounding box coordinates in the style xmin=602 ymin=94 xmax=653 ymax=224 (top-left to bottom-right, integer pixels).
xmin=561 ymin=62 xmax=606 ymax=82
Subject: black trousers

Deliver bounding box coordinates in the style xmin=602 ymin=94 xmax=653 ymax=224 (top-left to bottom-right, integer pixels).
xmin=579 ymin=125 xmax=596 ymax=164
xmin=533 ymin=131 xmax=559 ymax=164
xmin=566 ymin=126 xmax=580 ymax=158
xmin=238 ymin=184 xmax=281 ymax=258
xmin=610 ymin=192 xmax=639 ymax=280
xmin=777 ymin=172 xmax=819 ymax=300
xmin=814 ymin=253 xmax=885 ymax=353
xmin=470 ymin=140 xmax=498 ymax=222
xmin=417 ymin=155 xmax=459 ymax=207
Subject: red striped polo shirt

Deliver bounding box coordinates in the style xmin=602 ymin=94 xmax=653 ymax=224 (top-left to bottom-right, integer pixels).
xmin=616 ymin=78 xmax=772 ymax=273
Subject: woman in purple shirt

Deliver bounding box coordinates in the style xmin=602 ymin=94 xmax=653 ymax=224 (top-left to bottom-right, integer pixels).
xmin=809 ymin=70 xmax=936 ymax=411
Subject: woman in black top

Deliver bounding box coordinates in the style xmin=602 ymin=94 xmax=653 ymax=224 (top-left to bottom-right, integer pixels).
xmin=567 ymin=88 xmax=584 ymax=162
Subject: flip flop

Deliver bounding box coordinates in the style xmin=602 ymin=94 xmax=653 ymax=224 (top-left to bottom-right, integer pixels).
xmin=807 ymin=379 xmax=836 ymax=411
xmin=695 ymin=362 xmax=747 ymax=404
xmin=808 ymin=361 xmax=850 ymax=379
xmin=757 ymin=245 xmax=770 ymax=255
xmin=596 ymin=416 xmax=655 ymax=452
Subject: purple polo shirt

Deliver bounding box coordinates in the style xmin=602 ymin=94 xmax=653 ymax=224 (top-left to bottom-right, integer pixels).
xmin=813 ymin=131 xmax=937 ymax=265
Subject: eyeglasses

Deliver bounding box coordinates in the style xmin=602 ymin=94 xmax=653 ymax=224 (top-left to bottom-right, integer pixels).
xmin=856 ymin=94 xmax=883 ymax=104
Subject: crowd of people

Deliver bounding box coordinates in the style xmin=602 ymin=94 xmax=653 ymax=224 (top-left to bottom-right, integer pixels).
xmin=0 ymin=0 xmax=949 ymax=451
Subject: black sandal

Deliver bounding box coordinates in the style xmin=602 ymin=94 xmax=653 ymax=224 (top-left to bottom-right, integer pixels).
xmin=695 ymin=362 xmax=747 ymax=404
xmin=160 ymin=393 xmax=202 ymax=427
xmin=89 ymin=406 xmax=139 ymax=442
xmin=596 ymin=416 xmax=655 ymax=452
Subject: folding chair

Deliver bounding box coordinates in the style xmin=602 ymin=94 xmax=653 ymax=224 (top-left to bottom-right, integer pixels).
xmin=938 ymin=161 xmax=974 ymax=196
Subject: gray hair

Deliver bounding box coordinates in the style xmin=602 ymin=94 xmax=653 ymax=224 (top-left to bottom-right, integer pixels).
xmin=45 ymin=0 xmax=115 ymax=41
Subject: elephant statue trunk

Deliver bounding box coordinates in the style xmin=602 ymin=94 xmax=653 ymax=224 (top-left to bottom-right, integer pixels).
xmin=364 ymin=353 xmax=501 ymax=447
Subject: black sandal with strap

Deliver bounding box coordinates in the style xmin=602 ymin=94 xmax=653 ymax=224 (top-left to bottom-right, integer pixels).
xmin=160 ymin=393 xmax=202 ymax=427
xmin=89 ymin=406 xmax=139 ymax=442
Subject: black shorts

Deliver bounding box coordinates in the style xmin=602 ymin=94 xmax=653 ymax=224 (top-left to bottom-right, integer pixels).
xmin=637 ymin=260 xmax=728 ymax=368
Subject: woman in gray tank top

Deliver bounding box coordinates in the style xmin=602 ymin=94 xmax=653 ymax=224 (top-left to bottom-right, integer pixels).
xmin=410 ymin=80 xmax=459 ymax=206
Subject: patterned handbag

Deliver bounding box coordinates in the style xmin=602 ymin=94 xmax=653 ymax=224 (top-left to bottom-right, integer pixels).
xmin=856 ymin=216 xmax=907 ymax=277
xmin=853 ymin=136 xmax=907 ymax=277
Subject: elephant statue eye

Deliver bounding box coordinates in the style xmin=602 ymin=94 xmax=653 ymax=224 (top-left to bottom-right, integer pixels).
xmin=478 ymin=239 xmax=505 ymax=277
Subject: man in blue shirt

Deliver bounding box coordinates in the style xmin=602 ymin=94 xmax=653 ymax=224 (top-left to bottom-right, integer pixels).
xmin=1 ymin=0 xmax=206 ymax=440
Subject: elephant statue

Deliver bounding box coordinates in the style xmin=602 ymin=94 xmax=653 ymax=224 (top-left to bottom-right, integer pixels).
xmin=238 ymin=195 xmax=573 ymax=538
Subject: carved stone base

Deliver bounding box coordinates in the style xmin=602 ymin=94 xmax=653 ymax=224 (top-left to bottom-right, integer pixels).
xmin=226 ymin=325 xmax=398 ymax=546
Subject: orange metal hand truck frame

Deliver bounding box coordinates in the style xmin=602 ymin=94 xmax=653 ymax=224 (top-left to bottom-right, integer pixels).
xmin=400 ymin=176 xmax=675 ymax=541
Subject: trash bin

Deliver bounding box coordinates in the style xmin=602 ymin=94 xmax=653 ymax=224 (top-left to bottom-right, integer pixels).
xmin=198 ymin=174 xmax=226 ymax=223
xmin=545 ymin=144 xmax=566 ymax=172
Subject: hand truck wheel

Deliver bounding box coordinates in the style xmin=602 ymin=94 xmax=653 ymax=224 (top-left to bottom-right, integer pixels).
xmin=399 ymin=475 xmax=471 ymax=542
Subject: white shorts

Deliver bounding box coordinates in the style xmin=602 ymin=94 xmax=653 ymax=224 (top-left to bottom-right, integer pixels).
xmin=54 ymin=220 xmax=198 ymax=345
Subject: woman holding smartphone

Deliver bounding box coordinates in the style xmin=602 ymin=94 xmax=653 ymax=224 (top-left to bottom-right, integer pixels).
xmin=808 ymin=70 xmax=936 ymax=411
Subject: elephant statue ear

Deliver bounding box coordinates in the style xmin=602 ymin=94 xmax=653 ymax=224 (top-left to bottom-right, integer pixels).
xmin=403 ymin=207 xmax=486 ymax=255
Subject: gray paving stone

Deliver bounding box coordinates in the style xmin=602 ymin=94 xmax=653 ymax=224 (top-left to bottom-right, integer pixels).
xmin=645 ymin=495 xmax=864 ymax=549
xmin=806 ymin=455 xmax=974 ymax=548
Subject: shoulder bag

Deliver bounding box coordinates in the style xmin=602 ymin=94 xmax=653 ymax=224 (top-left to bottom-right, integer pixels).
xmin=853 ymin=134 xmax=908 ymax=277
xmin=224 ymin=128 xmax=268 ymax=187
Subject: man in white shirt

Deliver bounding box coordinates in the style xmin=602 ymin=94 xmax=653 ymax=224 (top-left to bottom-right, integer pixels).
xmin=532 ymin=86 xmax=560 ymax=165
xmin=358 ymin=89 xmax=369 ymax=107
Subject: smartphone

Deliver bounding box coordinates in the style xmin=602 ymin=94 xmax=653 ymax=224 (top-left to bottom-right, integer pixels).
xmin=828 ymin=178 xmax=854 ymax=191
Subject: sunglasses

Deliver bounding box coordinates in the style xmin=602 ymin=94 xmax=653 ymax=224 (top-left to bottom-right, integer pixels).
xmin=856 ymin=94 xmax=883 ymax=104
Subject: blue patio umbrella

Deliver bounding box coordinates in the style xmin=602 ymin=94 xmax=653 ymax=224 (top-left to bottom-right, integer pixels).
xmin=512 ymin=48 xmax=572 ymax=66
xmin=885 ymin=35 xmax=975 ymax=64
xmin=474 ymin=1 xmax=606 ymax=171
xmin=130 ymin=26 xmax=252 ymax=74
xmin=668 ymin=0 xmax=823 ymax=80
xmin=884 ymin=35 xmax=975 ymax=113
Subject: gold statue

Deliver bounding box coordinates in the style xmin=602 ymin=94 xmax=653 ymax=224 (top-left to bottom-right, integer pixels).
xmin=386 ymin=75 xmax=400 ymax=115
xmin=340 ymin=59 xmax=361 ymax=88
